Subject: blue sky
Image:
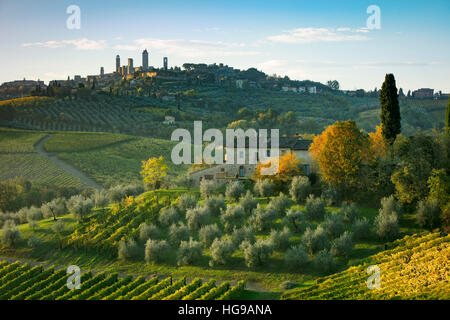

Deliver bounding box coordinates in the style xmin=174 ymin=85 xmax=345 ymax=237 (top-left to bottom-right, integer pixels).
xmin=1 ymin=0 xmax=449 ymax=92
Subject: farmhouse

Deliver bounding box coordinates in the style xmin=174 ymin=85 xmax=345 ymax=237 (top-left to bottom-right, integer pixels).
xmin=189 ymin=135 xmax=314 ymax=186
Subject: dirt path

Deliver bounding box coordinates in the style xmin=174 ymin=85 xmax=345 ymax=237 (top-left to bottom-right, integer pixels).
xmin=34 ymin=134 xmax=102 ymax=190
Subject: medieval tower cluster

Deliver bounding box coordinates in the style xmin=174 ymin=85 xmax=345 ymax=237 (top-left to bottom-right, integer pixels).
xmin=115 ymin=50 xmax=168 ymax=76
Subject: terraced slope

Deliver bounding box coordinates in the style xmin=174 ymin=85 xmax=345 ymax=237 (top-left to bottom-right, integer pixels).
xmin=282 ymin=233 xmax=450 ymax=300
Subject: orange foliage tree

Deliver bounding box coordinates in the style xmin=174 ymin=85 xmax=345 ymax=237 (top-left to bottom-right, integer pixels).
xmin=253 ymin=153 xmax=302 ymax=189
xmin=309 ymin=120 xmax=370 ymax=196
xmin=368 ymin=126 xmax=389 ymax=160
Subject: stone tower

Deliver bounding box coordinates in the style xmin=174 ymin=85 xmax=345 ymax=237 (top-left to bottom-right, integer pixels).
xmin=116 ymin=55 xmax=120 ymax=73
xmin=142 ymin=49 xmax=149 ymax=71
xmin=163 ymin=57 xmax=168 ymax=70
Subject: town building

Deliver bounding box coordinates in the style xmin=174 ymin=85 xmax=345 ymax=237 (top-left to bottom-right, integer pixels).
xmin=116 ymin=55 xmax=120 ymax=73
xmin=142 ymin=49 xmax=148 ymax=71
xmin=412 ymin=88 xmax=434 ymax=98
xmin=189 ymin=135 xmax=314 ymax=186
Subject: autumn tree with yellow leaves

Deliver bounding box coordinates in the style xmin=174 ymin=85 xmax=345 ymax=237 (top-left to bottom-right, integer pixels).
xmin=253 ymin=153 xmax=302 ymax=191
xmin=309 ymin=120 xmax=370 ymax=198
xmin=141 ymin=156 xmax=169 ymax=190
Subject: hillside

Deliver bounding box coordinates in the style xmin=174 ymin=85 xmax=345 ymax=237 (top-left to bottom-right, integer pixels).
xmin=0 ymin=91 xmax=446 ymax=140
xmin=282 ymin=233 xmax=450 ymax=300
xmin=0 ymin=128 xmax=86 ymax=188
xmin=0 ymin=259 xmax=245 ymax=300
xmin=0 ymin=128 xmax=187 ymax=188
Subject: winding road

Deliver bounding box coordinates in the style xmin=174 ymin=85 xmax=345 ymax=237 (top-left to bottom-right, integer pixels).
xmin=34 ymin=134 xmax=102 ymax=190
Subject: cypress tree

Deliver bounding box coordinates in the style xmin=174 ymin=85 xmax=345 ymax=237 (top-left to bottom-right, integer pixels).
xmin=446 ymin=95 xmax=450 ymax=133
xmin=379 ymin=74 xmax=401 ymax=144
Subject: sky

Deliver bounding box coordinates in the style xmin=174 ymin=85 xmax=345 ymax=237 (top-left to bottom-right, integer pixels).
xmin=1 ymin=0 xmax=449 ymax=92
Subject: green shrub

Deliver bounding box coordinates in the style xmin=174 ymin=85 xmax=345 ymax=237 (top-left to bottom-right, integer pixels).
xmin=323 ymin=213 xmax=345 ymax=239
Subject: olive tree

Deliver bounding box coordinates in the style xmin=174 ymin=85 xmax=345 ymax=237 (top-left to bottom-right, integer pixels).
xmin=92 ymin=189 xmax=109 ymax=208
xmin=41 ymin=198 xmax=66 ymax=221
xmin=314 ymin=249 xmax=335 ymax=273
xmin=323 ymin=213 xmax=345 ymax=239
xmin=139 ymin=223 xmax=160 ymax=241
xmin=200 ymin=180 xmax=216 ymax=198
xmin=267 ymin=192 xmax=292 ymax=218
xmin=289 ymin=176 xmax=312 ymax=203
xmin=248 ymin=204 xmax=277 ymax=232
xmin=176 ymin=194 xmax=198 ymax=212
xmin=66 ymin=195 xmax=94 ymax=222
xmin=239 ymin=191 xmax=258 ymax=215
xmin=240 ymin=239 xmax=274 ymax=268
xmin=199 ymin=224 xmax=222 ymax=248
xmin=283 ymin=209 xmax=306 ymax=233
xmin=1 ymin=220 xmax=20 ymax=247
xmin=269 ymin=227 xmax=291 ymax=251
xmin=416 ymin=199 xmax=441 ymax=230
xmin=204 ymin=195 xmax=226 ymax=216
xmin=159 ymin=206 xmax=181 ymax=226
xmin=225 ymin=182 xmax=245 ymax=201
xmin=177 ymin=238 xmax=202 ymax=266
xmin=305 ymin=195 xmax=326 ymax=221
xmin=352 ymin=218 xmax=371 ymax=240
xmin=302 ymin=226 xmax=328 ymax=254
xmin=168 ymin=222 xmax=190 ymax=246
xmin=209 ymin=238 xmax=235 ymax=267
xmin=285 ymin=246 xmax=309 ymax=269
xmin=117 ymin=238 xmax=139 ymax=261
xmin=254 ymin=179 xmax=275 ymax=197
xmin=330 ymin=231 xmax=354 ymax=258
xmin=186 ymin=205 xmax=210 ymax=231
xmin=375 ymin=210 xmax=399 ymax=240
xmin=145 ymin=239 xmax=170 ymax=263
xmin=220 ymin=205 xmax=245 ymax=232
xmin=231 ymin=226 xmax=255 ymax=246
xmin=340 ymin=202 xmax=358 ymax=223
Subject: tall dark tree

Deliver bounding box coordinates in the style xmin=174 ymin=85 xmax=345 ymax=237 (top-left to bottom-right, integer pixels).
xmin=446 ymin=95 xmax=450 ymax=133
xmin=379 ymin=74 xmax=401 ymax=144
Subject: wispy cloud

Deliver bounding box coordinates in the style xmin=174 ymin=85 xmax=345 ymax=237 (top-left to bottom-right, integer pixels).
xmin=22 ymin=38 xmax=107 ymax=50
xmin=114 ymin=38 xmax=259 ymax=58
xmin=267 ymin=27 xmax=370 ymax=43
